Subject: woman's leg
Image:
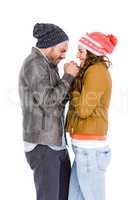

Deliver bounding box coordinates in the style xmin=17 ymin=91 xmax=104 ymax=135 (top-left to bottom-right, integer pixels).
xmin=68 ymin=160 xmax=84 ymax=200
xmin=74 ymin=146 xmax=111 ymax=200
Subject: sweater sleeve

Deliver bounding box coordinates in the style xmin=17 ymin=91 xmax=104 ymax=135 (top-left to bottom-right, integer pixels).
xmin=71 ymin=67 xmax=105 ymax=119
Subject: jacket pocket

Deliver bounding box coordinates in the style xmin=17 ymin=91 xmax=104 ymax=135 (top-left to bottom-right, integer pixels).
xmin=30 ymin=106 xmax=44 ymax=132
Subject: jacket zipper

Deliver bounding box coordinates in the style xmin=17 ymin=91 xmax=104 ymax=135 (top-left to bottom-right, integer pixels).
xmin=42 ymin=111 xmax=45 ymax=129
xmin=39 ymin=106 xmax=45 ymax=130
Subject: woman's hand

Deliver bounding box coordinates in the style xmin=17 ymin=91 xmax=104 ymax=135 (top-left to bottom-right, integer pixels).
xmin=69 ymin=89 xmax=80 ymax=99
xmin=70 ymin=91 xmax=80 ymax=98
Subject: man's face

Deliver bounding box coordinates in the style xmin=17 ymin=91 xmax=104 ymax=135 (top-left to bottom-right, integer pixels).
xmin=47 ymin=41 xmax=68 ymax=65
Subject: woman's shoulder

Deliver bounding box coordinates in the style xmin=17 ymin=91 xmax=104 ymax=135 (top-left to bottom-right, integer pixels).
xmin=84 ymin=62 xmax=105 ymax=77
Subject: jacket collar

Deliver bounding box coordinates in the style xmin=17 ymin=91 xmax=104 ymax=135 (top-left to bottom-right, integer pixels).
xmin=32 ymin=47 xmax=58 ymax=70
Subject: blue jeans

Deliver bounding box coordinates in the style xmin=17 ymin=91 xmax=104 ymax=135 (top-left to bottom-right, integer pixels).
xmin=68 ymin=145 xmax=111 ymax=200
xmin=25 ymin=145 xmax=71 ymax=200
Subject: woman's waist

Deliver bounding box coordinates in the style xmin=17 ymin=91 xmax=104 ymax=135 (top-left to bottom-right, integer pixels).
xmin=71 ymin=134 xmax=109 ymax=149
xmin=70 ymin=132 xmax=107 ymax=140
xmin=65 ymin=117 xmax=108 ymax=133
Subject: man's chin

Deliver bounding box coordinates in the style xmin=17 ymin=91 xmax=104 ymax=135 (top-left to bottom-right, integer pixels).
xmin=52 ymin=61 xmax=59 ymax=65
xmin=56 ymin=59 xmax=62 ymax=64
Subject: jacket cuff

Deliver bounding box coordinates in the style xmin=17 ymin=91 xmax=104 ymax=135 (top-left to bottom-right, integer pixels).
xmin=62 ymin=73 xmax=74 ymax=86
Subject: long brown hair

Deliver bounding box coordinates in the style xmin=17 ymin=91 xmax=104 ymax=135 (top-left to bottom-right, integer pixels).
xmin=71 ymin=50 xmax=111 ymax=92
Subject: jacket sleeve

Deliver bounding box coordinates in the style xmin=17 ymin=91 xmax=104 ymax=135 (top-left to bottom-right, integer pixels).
xmin=24 ymin=62 xmax=74 ymax=113
xmin=71 ymin=67 xmax=105 ymax=119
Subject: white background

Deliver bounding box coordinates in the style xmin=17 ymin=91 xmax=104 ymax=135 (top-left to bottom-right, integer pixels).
xmin=0 ymin=0 xmax=132 ymax=199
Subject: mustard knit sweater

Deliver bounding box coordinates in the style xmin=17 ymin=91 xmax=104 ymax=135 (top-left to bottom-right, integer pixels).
xmin=65 ymin=62 xmax=112 ymax=138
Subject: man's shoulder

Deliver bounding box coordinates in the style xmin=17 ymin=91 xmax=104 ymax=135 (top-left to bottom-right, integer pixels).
xmin=22 ymin=51 xmax=49 ymax=78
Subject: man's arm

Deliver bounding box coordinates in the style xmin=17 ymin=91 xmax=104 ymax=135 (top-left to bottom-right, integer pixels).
xmin=24 ymin=61 xmax=78 ymax=113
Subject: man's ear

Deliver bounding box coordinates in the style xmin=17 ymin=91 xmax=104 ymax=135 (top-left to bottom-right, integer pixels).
xmin=42 ymin=47 xmax=52 ymax=56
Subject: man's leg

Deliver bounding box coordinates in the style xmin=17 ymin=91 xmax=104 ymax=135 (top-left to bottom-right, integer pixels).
xmin=25 ymin=144 xmax=71 ymax=200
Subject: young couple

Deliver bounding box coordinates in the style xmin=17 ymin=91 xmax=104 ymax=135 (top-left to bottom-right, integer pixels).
xmin=19 ymin=23 xmax=117 ymax=200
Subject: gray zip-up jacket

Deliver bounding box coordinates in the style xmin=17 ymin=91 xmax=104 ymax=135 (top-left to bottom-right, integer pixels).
xmin=19 ymin=47 xmax=74 ymax=145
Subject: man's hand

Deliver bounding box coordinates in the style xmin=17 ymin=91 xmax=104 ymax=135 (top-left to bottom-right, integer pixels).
xmin=64 ymin=61 xmax=80 ymax=77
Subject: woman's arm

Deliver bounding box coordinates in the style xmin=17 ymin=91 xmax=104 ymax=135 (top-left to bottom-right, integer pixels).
xmin=71 ymin=67 xmax=105 ymax=119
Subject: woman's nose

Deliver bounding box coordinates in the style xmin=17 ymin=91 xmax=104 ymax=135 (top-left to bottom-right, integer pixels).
xmin=76 ymin=52 xmax=80 ymax=58
xmin=61 ymin=53 xmax=66 ymax=59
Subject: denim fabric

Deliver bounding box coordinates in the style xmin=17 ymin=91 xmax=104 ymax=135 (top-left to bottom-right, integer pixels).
xmin=68 ymin=145 xmax=111 ymax=200
xmin=25 ymin=144 xmax=71 ymax=200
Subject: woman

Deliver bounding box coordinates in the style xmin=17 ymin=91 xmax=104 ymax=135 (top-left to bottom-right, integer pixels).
xmin=65 ymin=32 xmax=117 ymax=200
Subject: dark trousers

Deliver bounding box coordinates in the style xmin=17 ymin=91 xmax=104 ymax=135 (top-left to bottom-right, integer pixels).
xmin=25 ymin=145 xmax=71 ymax=200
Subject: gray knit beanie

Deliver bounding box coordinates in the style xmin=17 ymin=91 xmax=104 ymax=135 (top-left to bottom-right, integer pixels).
xmin=33 ymin=23 xmax=69 ymax=48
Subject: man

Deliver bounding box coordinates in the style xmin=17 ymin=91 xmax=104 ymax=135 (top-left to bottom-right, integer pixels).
xmin=19 ymin=23 xmax=79 ymax=200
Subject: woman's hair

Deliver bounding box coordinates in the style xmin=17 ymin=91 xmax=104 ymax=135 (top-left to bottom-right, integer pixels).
xmin=70 ymin=50 xmax=111 ymax=92
xmin=79 ymin=50 xmax=111 ymax=79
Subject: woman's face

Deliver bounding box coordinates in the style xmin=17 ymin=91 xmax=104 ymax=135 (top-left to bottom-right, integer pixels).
xmin=76 ymin=46 xmax=87 ymax=68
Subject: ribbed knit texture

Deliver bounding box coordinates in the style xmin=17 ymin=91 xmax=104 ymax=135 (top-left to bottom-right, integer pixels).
xmin=33 ymin=23 xmax=69 ymax=48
